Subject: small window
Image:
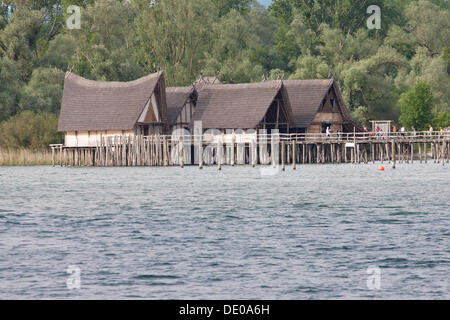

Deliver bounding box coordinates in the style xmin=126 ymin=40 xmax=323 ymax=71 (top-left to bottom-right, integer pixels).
xmin=330 ymin=99 xmax=335 ymax=109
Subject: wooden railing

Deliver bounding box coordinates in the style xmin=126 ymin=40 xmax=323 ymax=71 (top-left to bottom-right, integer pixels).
xmin=160 ymin=131 xmax=450 ymax=144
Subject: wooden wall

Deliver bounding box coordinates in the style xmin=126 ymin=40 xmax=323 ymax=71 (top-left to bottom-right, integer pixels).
xmin=65 ymin=130 xmax=135 ymax=147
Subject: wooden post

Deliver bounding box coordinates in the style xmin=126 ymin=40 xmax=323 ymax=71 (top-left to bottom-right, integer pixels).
xmin=51 ymin=147 xmax=55 ymax=167
xmin=271 ymin=135 xmax=276 ymax=168
xmin=392 ymin=140 xmax=396 ymax=169
xmin=371 ymin=143 xmax=374 ymax=163
xmin=308 ymin=145 xmax=312 ymax=164
xmin=230 ymin=133 xmax=235 ymax=166
xmin=337 ymin=144 xmax=341 ymax=163
xmin=424 ymin=142 xmax=427 ymax=163
xmin=105 ymin=137 xmax=109 ymax=167
xmin=350 ymin=145 xmax=354 ymax=164
xmin=445 ymin=142 xmax=450 ymax=163
xmin=302 ymin=143 xmax=306 ymax=164
xmin=322 ymin=143 xmax=325 ymax=163
xmin=330 ymin=144 xmax=334 ymax=163
xmin=281 ymin=142 xmax=285 ymax=171
xmin=344 ymin=144 xmax=347 ymax=163
xmin=432 ymin=143 xmax=435 ymax=163
xmin=357 ymin=144 xmax=361 ymax=164
xmin=437 ymin=142 xmax=441 ymax=164
xmin=179 ymin=137 xmax=184 ymax=168
xmin=250 ymin=134 xmax=256 ymax=167
xmin=419 ymin=143 xmax=422 ymax=163
xmin=217 ymin=136 xmax=222 ymax=171
xmin=292 ymin=141 xmax=296 ymax=170
xmin=198 ymin=134 xmax=203 ymax=169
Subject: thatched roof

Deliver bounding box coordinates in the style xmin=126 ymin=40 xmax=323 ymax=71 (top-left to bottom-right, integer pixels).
xmin=283 ymin=78 xmax=358 ymax=129
xmin=282 ymin=79 xmax=332 ymax=128
xmin=193 ymin=76 xmax=222 ymax=90
xmin=166 ymin=86 xmax=195 ymax=125
xmin=191 ymin=81 xmax=292 ymax=129
xmin=58 ymin=72 xmax=165 ymax=132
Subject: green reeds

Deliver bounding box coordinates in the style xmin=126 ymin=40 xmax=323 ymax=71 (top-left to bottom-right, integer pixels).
xmin=0 ymin=148 xmax=53 ymax=166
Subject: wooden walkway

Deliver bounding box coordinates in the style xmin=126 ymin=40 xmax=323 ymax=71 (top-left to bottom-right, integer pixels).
xmin=51 ymin=131 xmax=450 ymax=168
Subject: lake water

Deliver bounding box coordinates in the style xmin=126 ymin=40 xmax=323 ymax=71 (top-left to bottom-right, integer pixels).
xmin=0 ymin=164 xmax=449 ymax=299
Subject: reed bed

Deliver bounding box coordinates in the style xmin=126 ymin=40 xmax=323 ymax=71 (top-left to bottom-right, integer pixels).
xmin=0 ymin=148 xmax=53 ymax=166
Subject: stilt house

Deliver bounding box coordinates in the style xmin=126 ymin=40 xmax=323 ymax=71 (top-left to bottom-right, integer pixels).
xmin=58 ymin=71 xmax=168 ymax=147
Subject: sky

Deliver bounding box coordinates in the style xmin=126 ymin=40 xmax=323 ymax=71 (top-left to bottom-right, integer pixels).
xmin=259 ymin=0 xmax=272 ymax=8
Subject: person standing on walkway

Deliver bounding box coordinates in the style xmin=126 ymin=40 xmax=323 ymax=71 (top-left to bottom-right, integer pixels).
xmin=428 ymin=125 xmax=433 ymax=139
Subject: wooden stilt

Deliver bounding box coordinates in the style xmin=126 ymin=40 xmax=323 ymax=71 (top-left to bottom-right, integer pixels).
xmin=292 ymin=141 xmax=296 ymax=170
xmin=392 ymin=140 xmax=396 ymax=169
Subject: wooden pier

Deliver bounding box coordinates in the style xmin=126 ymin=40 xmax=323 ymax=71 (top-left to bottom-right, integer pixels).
xmin=51 ymin=131 xmax=450 ymax=168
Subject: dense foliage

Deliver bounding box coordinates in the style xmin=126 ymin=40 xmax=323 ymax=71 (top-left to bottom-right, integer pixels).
xmin=0 ymin=111 xmax=61 ymax=149
xmin=0 ymin=0 xmax=448 ymax=148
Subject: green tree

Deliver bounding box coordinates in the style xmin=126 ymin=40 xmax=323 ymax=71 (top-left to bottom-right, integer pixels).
xmin=72 ymin=0 xmax=144 ymax=81
xmin=442 ymin=46 xmax=450 ymax=74
xmin=203 ymin=8 xmax=264 ymax=83
xmin=19 ymin=67 xmax=65 ymax=114
xmin=404 ymin=1 xmax=450 ymax=56
xmin=399 ymin=81 xmax=433 ymax=130
xmin=0 ymin=56 xmax=22 ymax=122
xmin=0 ymin=110 xmax=62 ymax=149
xmin=39 ymin=34 xmax=77 ymax=70
xmin=212 ymin=0 xmax=252 ymax=16
xmin=433 ymin=111 xmax=450 ymax=129
xmin=0 ymin=9 xmax=44 ymax=81
xmin=133 ymin=0 xmax=217 ymax=86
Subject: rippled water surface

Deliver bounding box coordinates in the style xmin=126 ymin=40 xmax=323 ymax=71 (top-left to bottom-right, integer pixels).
xmin=0 ymin=164 xmax=449 ymax=299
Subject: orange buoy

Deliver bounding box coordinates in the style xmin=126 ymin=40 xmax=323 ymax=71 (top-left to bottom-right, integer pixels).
xmin=378 ymin=166 xmax=385 ymax=171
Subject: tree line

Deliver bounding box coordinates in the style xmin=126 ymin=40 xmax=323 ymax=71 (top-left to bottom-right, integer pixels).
xmin=0 ymin=0 xmax=449 ymax=149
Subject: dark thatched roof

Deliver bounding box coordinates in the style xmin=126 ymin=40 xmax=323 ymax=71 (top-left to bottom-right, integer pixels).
xmin=193 ymin=76 xmax=222 ymax=90
xmin=192 ymin=81 xmax=291 ymax=129
xmin=58 ymin=72 xmax=164 ymax=132
xmin=282 ymin=79 xmax=332 ymax=128
xmin=166 ymin=86 xmax=195 ymax=125
xmin=283 ymin=78 xmax=359 ymax=129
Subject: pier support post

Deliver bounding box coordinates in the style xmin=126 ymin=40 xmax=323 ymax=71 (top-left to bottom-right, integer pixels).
xmin=250 ymin=134 xmax=256 ymax=167
xmin=179 ymin=137 xmax=184 ymax=168
xmin=51 ymin=147 xmax=55 ymax=167
xmin=292 ymin=141 xmax=296 ymax=170
xmin=392 ymin=140 xmax=396 ymax=169
xmin=198 ymin=135 xmax=203 ymax=170
xmin=419 ymin=143 xmax=422 ymax=163
xmin=371 ymin=143 xmax=374 ymax=163
xmin=424 ymin=142 xmax=427 ymax=163
xmin=217 ymin=136 xmax=222 ymax=171
xmin=230 ymin=134 xmax=235 ymax=166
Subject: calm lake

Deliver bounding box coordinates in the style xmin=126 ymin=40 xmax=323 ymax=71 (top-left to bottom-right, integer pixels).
xmin=0 ymin=164 xmax=449 ymax=299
